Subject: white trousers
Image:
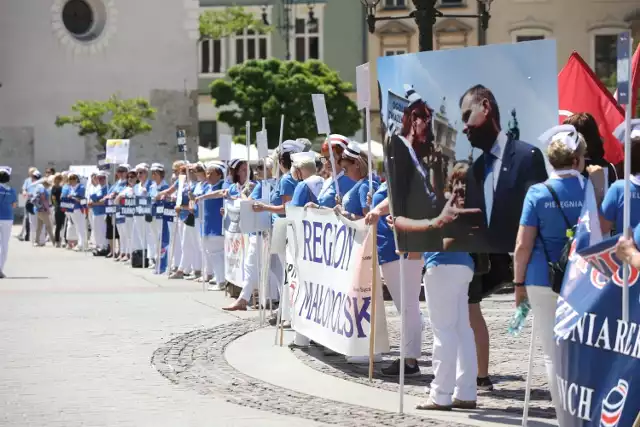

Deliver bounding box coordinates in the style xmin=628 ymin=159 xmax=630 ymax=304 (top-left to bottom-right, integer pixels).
xmin=70 ymin=210 xmax=87 ymax=248
xmin=179 ymin=222 xmax=201 ymax=273
xmin=148 ymin=219 xmax=162 ymax=260
xmin=239 ymin=234 xmax=280 ymax=304
xmin=527 ymin=285 xmax=562 ymax=414
xmin=381 ymin=259 xmax=424 ymax=359
xmin=0 ymin=220 xmax=12 ymax=272
xmin=203 ymin=235 xmax=225 ymax=281
xmin=116 ymin=219 xmax=131 ymax=254
xmin=93 ymin=215 xmax=108 ymax=249
xmin=424 ymin=264 xmax=477 ymax=405
xmin=131 ymin=217 xmax=147 ymax=251
xmin=65 ymin=213 xmax=77 ymax=241
xmin=169 ymin=220 xmax=183 ymax=269
xmin=89 ymin=211 xmax=95 ymax=246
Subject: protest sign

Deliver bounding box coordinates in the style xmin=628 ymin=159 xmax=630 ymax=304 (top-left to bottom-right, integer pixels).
xmin=256 ymin=130 xmax=269 ymax=159
xmin=218 ymin=135 xmax=232 ymax=162
xmin=223 ymin=199 xmax=245 ymax=286
xmin=311 ymin=94 xmax=331 ymax=135
xmin=356 ymin=63 xmax=371 ymax=111
xmin=554 ymin=181 xmax=640 ymax=427
xmin=96 ymin=153 xmax=110 ymax=171
xmin=286 ymin=206 xmax=389 ymax=356
xmin=377 ymin=40 xmax=558 ymax=254
xmin=239 ymin=199 xmax=271 ymax=233
xmin=105 ymin=139 xmax=130 ymax=164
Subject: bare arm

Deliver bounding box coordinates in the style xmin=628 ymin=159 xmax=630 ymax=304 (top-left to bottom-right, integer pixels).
xmin=513 ymin=225 xmax=537 ymax=283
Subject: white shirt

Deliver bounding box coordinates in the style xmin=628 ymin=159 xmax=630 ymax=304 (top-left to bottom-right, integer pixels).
xmin=484 ymin=131 xmax=508 ymax=225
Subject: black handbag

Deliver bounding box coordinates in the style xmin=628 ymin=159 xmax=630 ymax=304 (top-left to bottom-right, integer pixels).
xmin=184 ymin=212 xmax=195 ymax=227
xmin=539 ymin=183 xmax=575 ymax=294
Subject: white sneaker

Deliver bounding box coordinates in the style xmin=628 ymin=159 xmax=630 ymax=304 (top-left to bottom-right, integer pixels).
xmin=346 ymin=355 xmax=383 ymax=364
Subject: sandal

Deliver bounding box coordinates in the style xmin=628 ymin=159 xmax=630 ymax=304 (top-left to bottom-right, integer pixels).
xmin=416 ymin=399 xmax=453 ymax=411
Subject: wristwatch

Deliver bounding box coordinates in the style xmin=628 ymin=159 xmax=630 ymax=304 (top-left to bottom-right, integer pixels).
xmin=513 ymin=281 xmax=525 ymax=287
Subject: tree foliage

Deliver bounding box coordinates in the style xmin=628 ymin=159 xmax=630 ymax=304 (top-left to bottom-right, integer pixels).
xmin=199 ymin=6 xmax=271 ymax=41
xmin=210 ymin=59 xmax=361 ymax=146
xmin=55 ymin=94 xmax=156 ymax=148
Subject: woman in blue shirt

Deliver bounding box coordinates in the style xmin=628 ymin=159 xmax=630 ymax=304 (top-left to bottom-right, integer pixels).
xmin=170 ymin=163 xmax=204 ymax=279
xmin=0 ymin=167 xmax=18 ymax=278
xmin=226 ymin=159 xmax=253 ymax=199
xmin=114 ymin=170 xmax=138 ymax=262
xmin=145 ymin=163 xmax=169 ymax=269
xmin=364 ymin=182 xmax=424 ymax=377
xmin=334 ymin=141 xmax=379 ymax=220
xmin=251 ymin=139 xmax=309 ymax=217
xmin=513 ymin=125 xmax=605 ymax=416
xmin=196 ymin=161 xmax=227 ymax=290
xmin=306 ymin=136 xmax=356 ymax=209
xmin=88 ymin=171 xmax=110 ymax=256
xmin=601 ymin=124 xmax=640 ymax=235
xmin=616 ymin=223 xmax=640 ymax=269
xmin=67 ymin=173 xmax=88 ymax=252
xmin=290 ymin=152 xmax=324 ymax=207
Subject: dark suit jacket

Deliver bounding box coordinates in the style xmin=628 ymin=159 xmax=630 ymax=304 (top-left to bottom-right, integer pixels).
xmin=461 ymin=136 xmax=548 ymax=253
xmin=385 ymin=134 xmax=443 ymax=252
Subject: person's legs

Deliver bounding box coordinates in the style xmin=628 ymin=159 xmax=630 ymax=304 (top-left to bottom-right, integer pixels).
xmin=527 ymin=285 xmax=562 ymax=415
xmin=452 ymin=267 xmax=478 ymax=406
xmin=54 ymin=210 xmax=64 ymax=245
xmin=34 ymin=212 xmax=45 ymax=246
xmin=29 ymin=211 xmax=37 ymax=243
xmin=94 ymin=215 xmax=107 ymax=250
xmin=0 ymin=220 xmax=12 ymax=275
xmin=469 ymin=303 xmax=491 ymax=387
xmin=72 ymin=210 xmax=87 ymax=250
xmin=422 ymin=265 xmax=463 ymax=407
xmin=380 ymin=258 xmax=423 ymax=372
xmin=171 ymin=222 xmax=184 ymax=271
xmin=238 ymin=235 xmax=259 ymax=303
xmin=40 ymin=212 xmax=56 ymax=245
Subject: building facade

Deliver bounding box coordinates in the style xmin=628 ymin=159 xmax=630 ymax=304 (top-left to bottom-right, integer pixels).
xmin=0 ymin=0 xmax=201 ymax=187
xmin=197 ymin=0 xmax=366 ymax=148
xmin=488 ymin=0 xmax=640 ymax=82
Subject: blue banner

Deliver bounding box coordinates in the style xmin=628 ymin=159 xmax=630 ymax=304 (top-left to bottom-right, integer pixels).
xmin=134 ymin=196 xmax=152 ymax=216
xmin=554 ymin=182 xmax=640 ymax=427
xmin=105 ymin=199 xmax=117 ymax=215
xmin=154 ymin=200 xmax=165 ymax=220
xmin=115 ymin=211 xmax=125 ymax=225
xmin=60 ymin=197 xmax=75 ymax=213
xmin=122 ymin=197 xmax=136 ymax=218
xmin=617 ymin=32 xmax=631 ymax=106
xmin=158 ymin=201 xmax=176 ymax=274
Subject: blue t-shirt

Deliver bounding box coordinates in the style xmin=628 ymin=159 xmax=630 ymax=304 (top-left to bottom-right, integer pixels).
xmin=634 ymin=223 xmax=640 ymax=247
xmin=178 ymin=182 xmax=196 ymax=222
xmin=203 ymin=181 xmax=224 ymax=236
xmin=520 ymin=176 xmax=586 ymax=286
xmin=601 ymin=179 xmax=640 ymax=234
xmin=372 ymin=183 xmax=398 ymax=265
xmin=317 ymin=173 xmax=356 ymax=208
xmin=109 ymin=180 xmax=126 ymax=196
xmin=0 ymin=184 xmax=18 ymax=220
xmin=32 ymin=184 xmax=50 ymax=212
xmin=192 ymin=180 xmax=208 ymax=219
xmin=68 ymin=184 xmax=86 ymax=210
xmin=342 ymin=178 xmax=379 ymax=217
xmin=90 ymin=185 xmax=108 ymax=216
xmin=423 ymin=252 xmax=474 ymax=270
xmin=278 ymin=173 xmax=298 ymax=201
xmin=25 ymin=180 xmax=39 ymax=203
xmin=291 ymin=181 xmax=318 ymax=208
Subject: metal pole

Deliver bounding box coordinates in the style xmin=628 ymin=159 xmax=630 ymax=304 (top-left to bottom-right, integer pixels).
xmin=477 ymin=0 xmax=487 ymax=46
xmin=622 ymin=35 xmax=633 ymax=323
xmin=412 ymin=0 xmax=436 ymax=52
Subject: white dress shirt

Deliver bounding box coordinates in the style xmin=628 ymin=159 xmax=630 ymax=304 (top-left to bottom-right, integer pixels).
xmin=484 ymin=131 xmax=508 ymax=225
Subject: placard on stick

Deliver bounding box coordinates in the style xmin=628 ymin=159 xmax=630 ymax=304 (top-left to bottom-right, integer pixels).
xmin=256 ymin=130 xmax=269 ymax=159
xmin=218 ymin=134 xmax=232 ymax=161
xmin=356 ymin=63 xmax=371 ymax=111
xmin=312 ymin=94 xmax=331 ymax=135
xmin=105 ymin=139 xmax=130 ymax=164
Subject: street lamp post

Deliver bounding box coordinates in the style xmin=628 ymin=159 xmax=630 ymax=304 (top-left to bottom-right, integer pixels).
xmin=360 ymin=0 xmax=493 ymax=52
xmin=263 ymin=0 xmax=320 ymax=61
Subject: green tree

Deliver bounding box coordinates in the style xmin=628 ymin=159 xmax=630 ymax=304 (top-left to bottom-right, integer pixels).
xmin=602 ymin=39 xmax=639 ymax=118
xmin=199 ymin=6 xmax=271 ymax=40
xmin=210 ymin=59 xmax=361 ymax=146
xmin=55 ymin=94 xmax=156 ymax=148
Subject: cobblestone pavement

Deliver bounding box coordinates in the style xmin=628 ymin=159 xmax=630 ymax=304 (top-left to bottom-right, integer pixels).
xmin=152 ymin=319 xmax=477 ymax=427
xmin=291 ymin=295 xmax=557 ymax=420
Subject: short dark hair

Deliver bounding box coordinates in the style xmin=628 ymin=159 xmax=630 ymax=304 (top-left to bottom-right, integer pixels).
xmin=459 ymin=84 xmax=501 ymax=127
xmin=631 ymin=138 xmax=640 ymax=175
xmin=279 ymin=152 xmax=293 ymax=170
xmin=563 ymin=112 xmax=605 ymax=161
xmin=45 ymin=168 xmax=55 ymax=175
xmin=0 ymin=172 xmax=9 ymax=184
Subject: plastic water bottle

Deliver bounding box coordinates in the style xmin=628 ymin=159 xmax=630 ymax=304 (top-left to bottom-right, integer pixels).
xmin=507 ymin=299 xmax=531 ymax=337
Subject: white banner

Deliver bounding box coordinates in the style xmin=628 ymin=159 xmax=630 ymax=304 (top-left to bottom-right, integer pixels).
xmin=223 ymin=200 xmax=245 ymax=286
xmin=286 ymin=206 xmax=389 ymax=357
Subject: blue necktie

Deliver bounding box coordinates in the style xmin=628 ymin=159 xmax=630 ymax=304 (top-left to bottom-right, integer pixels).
xmin=484 ymin=152 xmax=496 ymax=180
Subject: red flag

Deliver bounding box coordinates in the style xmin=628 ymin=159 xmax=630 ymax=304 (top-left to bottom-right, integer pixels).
xmin=558 ymin=52 xmax=624 ymax=165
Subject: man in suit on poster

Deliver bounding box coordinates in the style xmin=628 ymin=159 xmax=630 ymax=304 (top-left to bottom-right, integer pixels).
xmin=457 ymin=84 xmax=548 ymax=254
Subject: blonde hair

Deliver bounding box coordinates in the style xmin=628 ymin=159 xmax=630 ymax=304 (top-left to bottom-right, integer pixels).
xmin=352 ymin=152 xmax=370 ymax=179
xmin=446 ymin=162 xmax=469 ymax=193
xmin=547 ymin=133 xmax=587 ymax=169
xmin=293 ymin=157 xmax=317 ymax=177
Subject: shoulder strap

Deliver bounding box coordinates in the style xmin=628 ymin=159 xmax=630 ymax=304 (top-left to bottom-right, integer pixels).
xmin=543 ymin=182 xmax=571 ymax=230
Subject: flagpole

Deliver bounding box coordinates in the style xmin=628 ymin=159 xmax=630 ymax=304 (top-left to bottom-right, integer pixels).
xmin=621 ymin=33 xmax=633 ymax=323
